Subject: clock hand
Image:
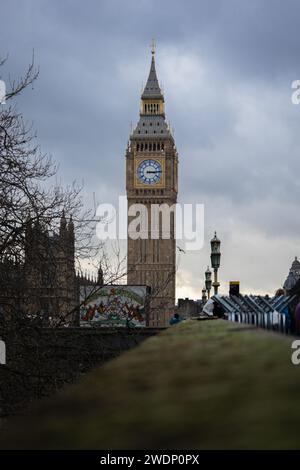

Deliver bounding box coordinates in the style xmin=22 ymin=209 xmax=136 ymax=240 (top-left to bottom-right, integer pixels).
xmin=147 ymin=170 xmax=162 ymax=174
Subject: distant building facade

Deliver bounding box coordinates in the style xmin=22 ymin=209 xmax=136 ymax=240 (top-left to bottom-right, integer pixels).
xmin=0 ymin=213 xmax=153 ymax=327
xmin=22 ymin=211 xmax=78 ymax=321
xmin=177 ymin=298 xmax=202 ymax=318
xmin=283 ymin=257 xmax=300 ymax=294
xmin=0 ymin=212 xmax=92 ymax=324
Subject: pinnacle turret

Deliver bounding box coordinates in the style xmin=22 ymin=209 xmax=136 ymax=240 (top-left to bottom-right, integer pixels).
xmin=141 ymin=51 xmax=163 ymax=100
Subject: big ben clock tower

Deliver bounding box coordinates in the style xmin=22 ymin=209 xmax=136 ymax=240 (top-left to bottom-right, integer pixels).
xmin=126 ymin=43 xmax=178 ymax=326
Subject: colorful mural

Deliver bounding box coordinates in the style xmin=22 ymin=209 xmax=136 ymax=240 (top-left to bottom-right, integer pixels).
xmin=80 ymin=285 xmax=149 ymax=327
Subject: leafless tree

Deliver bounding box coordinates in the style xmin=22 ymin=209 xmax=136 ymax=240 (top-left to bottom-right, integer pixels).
xmin=0 ymin=55 xmax=177 ymax=420
xmin=0 ymin=55 xmax=81 ymax=259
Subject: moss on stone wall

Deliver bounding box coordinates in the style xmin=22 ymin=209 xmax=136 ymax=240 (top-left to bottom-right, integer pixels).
xmin=1 ymin=320 xmax=300 ymax=449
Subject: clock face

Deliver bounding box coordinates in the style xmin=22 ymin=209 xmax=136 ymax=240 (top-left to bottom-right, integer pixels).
xmin=137 ymin=159 xmax=162 ymax=185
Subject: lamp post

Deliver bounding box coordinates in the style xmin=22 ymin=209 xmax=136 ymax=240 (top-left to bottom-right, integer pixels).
xmin=202 ymin=287 xmax=207 ymax=303
xmin=205 ymin=266 xmax=212 ymax=299
xmin=210 ymin=231 xmax=221 ymax=295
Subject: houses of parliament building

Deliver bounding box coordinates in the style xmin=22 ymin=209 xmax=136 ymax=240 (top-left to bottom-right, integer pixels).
xmin=0 ymin=45 xmax=178 ymax=328
xmin=0 ymin=213 xmax=79 ymax=322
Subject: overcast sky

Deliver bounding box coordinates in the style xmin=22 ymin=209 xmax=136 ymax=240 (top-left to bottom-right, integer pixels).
xmin=1 ymin=0 xmax=300 ymax=298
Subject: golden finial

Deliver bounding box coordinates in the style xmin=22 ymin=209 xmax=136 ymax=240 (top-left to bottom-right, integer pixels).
xmin=150 ymin=38 xmax=156 ymax=55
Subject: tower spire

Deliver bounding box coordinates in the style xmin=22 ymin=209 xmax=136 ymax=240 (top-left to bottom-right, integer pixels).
xmin=59 ymin=209 xmax=67 ymax=236
xmin=97 ymin=264 xmax=104 ymax=286
xmin=141 ymin=41 xmax=163 ymax=100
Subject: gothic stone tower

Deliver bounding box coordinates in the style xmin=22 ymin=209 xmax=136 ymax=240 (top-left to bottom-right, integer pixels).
xmin=23 ymin=211 xmax=77 ymax=322
xmin=126 ymin=46 xmax=178 ymax=327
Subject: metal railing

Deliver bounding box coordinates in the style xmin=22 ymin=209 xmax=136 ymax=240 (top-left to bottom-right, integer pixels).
xmin=212 ymin=294 xmax=297 ymax=335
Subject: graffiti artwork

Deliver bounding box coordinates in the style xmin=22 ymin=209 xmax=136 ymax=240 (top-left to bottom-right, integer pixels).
xmin=80 ymin=285 xmax=149 ymax=327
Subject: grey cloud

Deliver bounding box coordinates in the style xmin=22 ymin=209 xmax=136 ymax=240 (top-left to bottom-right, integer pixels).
xmin=1 ymin=0 xmax=300 ymax=296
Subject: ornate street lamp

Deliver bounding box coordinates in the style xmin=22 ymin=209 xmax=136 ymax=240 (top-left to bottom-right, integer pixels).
xmin=202 ymin=287 xmax=207 ymax=303
xmin=205 ymin=266 xmax=212 ymax=299
xmin=210 ymin=231 xmax=221 ymax=295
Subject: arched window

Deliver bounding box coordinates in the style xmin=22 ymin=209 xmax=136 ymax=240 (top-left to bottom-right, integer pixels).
xmin=153 ymin=143 xmax=156 ymax=151
xmin=149 ymin=143 xmax=152 ymax=151
xmin=137 ymin=143 xmax=140 ymax=151
xmin=145 ymin=143 xmax=148 ymax=150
